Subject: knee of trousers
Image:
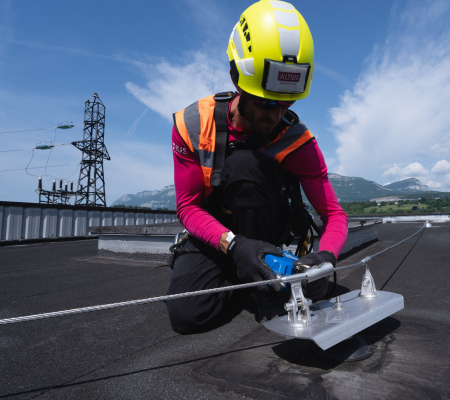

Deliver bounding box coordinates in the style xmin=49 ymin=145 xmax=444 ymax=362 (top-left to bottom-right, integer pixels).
xmin=166 ymin=291 xmax=232 ymax=334
xmin=301 ymin=276 xmax=330 ymax=303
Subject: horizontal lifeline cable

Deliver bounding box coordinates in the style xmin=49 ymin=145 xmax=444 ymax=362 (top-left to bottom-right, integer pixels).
xmin=0 ymin=223 xmax=428 ymax=325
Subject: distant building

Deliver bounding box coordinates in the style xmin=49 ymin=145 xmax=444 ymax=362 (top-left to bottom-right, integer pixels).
xmin=371 ymin=196 xmax=402 ymax=202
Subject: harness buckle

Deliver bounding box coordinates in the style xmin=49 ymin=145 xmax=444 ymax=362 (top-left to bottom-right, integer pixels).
xmin=213 ymin=91 xmax=238 ymax=101
xmin=282 ymin=109 xmax=299 ymax=126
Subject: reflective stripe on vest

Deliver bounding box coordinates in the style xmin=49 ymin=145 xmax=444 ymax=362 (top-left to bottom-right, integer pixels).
xmin=173 ymin=95 xmax=314 ymax=197
xmin=260 ymin=121 xmax=313 ymax=164
xmin=174 ymin=95 xmax=217 ymax=197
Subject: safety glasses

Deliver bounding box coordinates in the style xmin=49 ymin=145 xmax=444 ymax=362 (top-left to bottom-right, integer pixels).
xmin=250 ymin=95 xmax=295 ymax=110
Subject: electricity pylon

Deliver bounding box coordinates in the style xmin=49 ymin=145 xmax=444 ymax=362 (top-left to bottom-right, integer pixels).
xmin=73 ymin=93 xmax=110 ymax=206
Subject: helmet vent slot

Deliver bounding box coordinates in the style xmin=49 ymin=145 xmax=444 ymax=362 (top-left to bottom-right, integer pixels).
xmin=248 ymin=46 xmax=252 ymax=53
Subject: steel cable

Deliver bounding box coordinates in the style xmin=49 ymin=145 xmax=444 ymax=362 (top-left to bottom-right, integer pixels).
xmin=333 ymin=224 xmax=425 ymax=272
xmin=0 ymin=223 xmax=428 ymax=325
xmin=0 ymin=278 xmax=283 ymax=325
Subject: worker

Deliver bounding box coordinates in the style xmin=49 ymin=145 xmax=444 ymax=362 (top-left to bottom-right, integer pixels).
xmin=166 ymin=0 xmax=348 ymax=334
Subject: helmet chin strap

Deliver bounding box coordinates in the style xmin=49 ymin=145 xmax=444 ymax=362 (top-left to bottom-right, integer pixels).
xmin=237 ymin=101 xmax=246 ymax=119
xmin=237 ymin=91 xmax=252 ymax=125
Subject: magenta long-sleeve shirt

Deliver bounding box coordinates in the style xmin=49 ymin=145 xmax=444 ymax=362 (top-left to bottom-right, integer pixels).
xmin=172 ymin=108 xmax=347 ymax=258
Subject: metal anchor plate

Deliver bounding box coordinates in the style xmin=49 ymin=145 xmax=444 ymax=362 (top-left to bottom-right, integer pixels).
xmin=263 ymin=290 xmax=404 ymax=350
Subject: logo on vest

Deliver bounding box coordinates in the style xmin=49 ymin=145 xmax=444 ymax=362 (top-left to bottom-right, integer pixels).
xmin=173 ymin=142 xmax=188 ymax=155
xmin=278 ymin=71 xmax=301 ymax=82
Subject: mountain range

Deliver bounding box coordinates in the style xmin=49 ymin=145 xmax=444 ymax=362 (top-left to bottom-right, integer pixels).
xmin=111 ymin=176 xmax=443 ymax=210
xmin=327 ymin=175 xmax=433 ymax=202
xmin=112 ymin=185 xmax=177 ymax=210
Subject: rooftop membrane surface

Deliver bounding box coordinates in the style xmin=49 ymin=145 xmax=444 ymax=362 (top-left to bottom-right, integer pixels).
xmin=1 ymin=222 xmax=449 ymax=399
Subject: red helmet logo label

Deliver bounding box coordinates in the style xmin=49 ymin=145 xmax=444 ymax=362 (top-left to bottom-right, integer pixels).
xmin=278 ymin=72 xmax=301 ymax=82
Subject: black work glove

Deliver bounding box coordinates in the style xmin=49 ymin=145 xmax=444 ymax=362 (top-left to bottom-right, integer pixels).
xmin=227 ymin=235 xmax=283 ymax=292
xmin=293 ymin=250 xmax=337 ymax=271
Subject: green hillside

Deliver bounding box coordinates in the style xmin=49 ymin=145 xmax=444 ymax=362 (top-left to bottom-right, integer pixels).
xmin=328 ymin=196 xmax=450 ymax=215
xmin=328 ymin=174 xmax=396 ymax=202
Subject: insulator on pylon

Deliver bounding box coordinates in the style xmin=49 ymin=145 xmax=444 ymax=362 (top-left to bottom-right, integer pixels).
xmin=52 ymin=179 xmax=56 ymax=192
xmin=59 ymin=180 xmax=63 ymax=190
xmin=38 ymin=176 xmax=42 ymax=190
xmin=64 ymin=182 xmax=68 ymax=191
xmin=70 ymin=182 xmax=74 ymax=191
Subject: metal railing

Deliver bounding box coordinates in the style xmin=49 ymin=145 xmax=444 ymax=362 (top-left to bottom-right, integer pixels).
xmin=0 ymin=201 xmax=177 ymax=242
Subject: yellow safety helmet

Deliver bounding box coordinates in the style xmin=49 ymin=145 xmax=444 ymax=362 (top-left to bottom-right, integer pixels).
xmin=227 ymin=0 xmax=314 ymax=101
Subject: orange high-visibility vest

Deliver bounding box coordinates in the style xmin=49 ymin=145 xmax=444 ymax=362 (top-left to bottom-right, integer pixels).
xmin=173 ymin=94 xmax=314 ymax=197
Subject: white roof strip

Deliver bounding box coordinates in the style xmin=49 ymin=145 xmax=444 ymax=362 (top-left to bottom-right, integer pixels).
xmin=274 ymin=10 xmax=299 ymax=27
xmin=270 ymin=1 xmax=295 ymax=11
xmin=278 ymin=27 xmax=300 ymax=56
xmin=232 ymin=25 xmax=244 ymax=59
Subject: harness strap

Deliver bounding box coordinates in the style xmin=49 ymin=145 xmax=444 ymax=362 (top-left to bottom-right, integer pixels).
xmin=282 ymin=109 xmax=299 ymax=127
xmin=210 ymin=92 xmax=237 ymax=188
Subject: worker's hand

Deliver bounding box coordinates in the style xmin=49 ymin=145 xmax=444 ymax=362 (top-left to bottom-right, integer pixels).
xmin=293 ymin=250 xmax=337 ymax=271
xmin=227 ymin=235 xmax=283 ymax=292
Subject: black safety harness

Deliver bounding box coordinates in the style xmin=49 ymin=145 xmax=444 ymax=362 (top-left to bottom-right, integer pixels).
xmin=169 ymin=91 xmax=320 ymax=267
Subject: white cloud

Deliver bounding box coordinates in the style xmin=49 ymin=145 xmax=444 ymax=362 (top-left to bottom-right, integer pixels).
xmin=382 ymin=162 xmax=429 ymax=179
xmin=431 ymin=159 xmax=450 ymax=174
xmin=330 ymin=0 xmax=450 ymax=190
xmin=382 ymin=164 xmax=402 ymax=179
xmin=424 ymin=180 xmax=442 ymax=189
xmin=381 ymin=161 xmax=450 ymax=190
xmin=402 ymin=162 xmax=429 ymax=177
xmin=125 ymin=51 xmax=230 ymax=123
xmin=126 ymin=107 xmax=148 ymax=138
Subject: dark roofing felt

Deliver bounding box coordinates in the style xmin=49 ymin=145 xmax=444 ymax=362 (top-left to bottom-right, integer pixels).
xmin=1 ymin=222 xmax=449 ymax=399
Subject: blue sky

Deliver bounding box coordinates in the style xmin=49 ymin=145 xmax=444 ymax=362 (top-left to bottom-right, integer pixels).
xmin=1 ymin=0 xmax=450 ymax=204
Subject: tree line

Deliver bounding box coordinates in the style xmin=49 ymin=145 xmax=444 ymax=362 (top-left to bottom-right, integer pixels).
xmin=339 ymin=196 xmax=450 ymax=215
xmin=309 ymin=196 xmax=450 ymax=216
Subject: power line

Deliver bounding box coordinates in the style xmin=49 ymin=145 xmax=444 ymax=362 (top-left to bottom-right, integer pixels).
xmin=0 ymin=141 xmax=85 ymax=153
xmin=0 ymin=124 xmax=83 ymax=135
xmin=43 ymin=127 xmax=57 ymax=179
xmin=0 ymin=163 xmax=81 ymax=173
xmin=25 ymin=149 xmax=38 ymax=177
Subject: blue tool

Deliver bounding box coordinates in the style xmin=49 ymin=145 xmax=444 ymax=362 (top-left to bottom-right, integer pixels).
xmin=265 ymin=250 xmax=299 ymax=276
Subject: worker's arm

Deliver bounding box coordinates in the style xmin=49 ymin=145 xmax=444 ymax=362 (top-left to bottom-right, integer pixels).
xmin=282 ymin=139 xmax=348 ymax=259
xmin=172 ymin=125 xmax=230 ymax=251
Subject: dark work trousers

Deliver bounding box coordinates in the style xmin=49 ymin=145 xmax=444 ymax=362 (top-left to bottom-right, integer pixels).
xmin=166 ymin=150 xmax=329 ymax=334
